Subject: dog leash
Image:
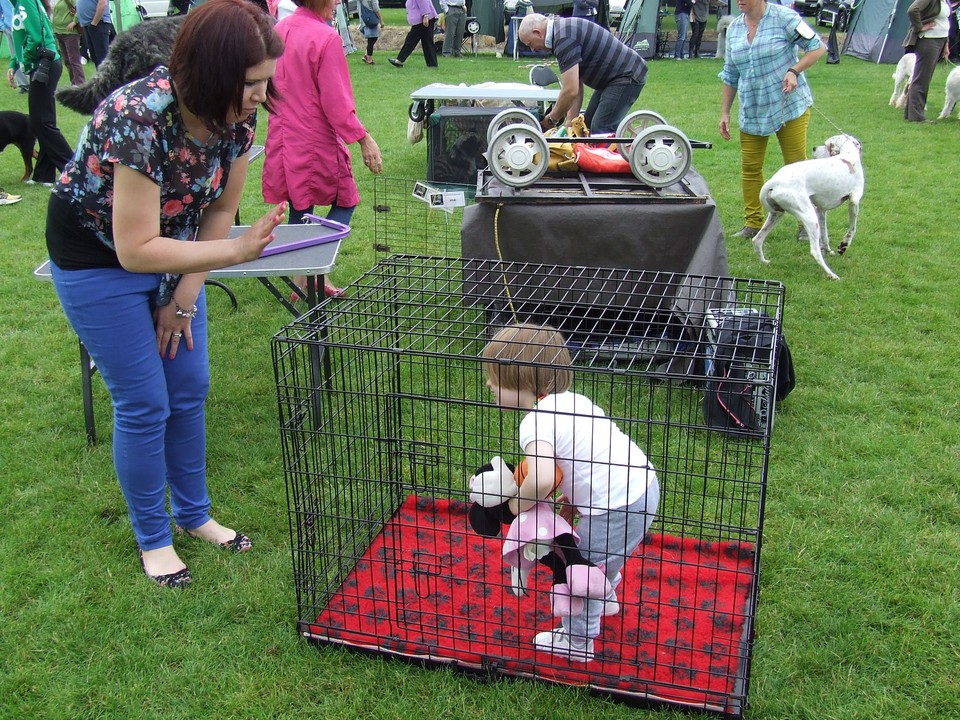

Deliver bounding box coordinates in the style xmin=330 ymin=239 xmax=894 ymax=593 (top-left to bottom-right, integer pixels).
xmin=809 ymin=104 xmax=849 ymax=138
xmin=778 ymin=80 xmax=850 ymax=141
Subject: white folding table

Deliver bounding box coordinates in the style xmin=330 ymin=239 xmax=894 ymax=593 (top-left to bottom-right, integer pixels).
xmin=410 ymin=82 xmax=559 ymax=114
xmin=35 ymin=222 xmax=343 ymax=444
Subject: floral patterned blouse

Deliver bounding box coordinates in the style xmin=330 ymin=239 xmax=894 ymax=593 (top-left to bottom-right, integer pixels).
xmin=52 ymin=66 xmax=255 ymax=303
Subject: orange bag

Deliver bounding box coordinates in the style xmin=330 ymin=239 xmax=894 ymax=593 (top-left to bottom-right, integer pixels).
xmin=573 ymin=142 xmax=631 ymax=174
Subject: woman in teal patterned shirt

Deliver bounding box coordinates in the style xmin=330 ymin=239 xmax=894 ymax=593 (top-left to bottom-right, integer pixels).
xmin=718 ymin=0 xmax=825 ymax=238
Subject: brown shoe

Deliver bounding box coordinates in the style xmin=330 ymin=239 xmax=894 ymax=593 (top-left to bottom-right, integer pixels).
xmin=732 ymin=226 xmax=760 ymax=239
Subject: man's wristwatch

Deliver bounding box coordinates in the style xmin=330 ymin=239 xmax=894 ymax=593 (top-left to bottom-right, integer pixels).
xmin=544 ymin=114 xmax=558 ymax=128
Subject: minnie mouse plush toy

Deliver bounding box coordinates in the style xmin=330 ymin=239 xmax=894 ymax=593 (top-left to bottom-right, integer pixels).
xmin=468 ymin=457 xmax=611 ymax=617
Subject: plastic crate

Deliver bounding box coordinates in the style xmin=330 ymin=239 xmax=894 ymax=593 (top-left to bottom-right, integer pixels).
xmin=427 ymin=105 xmax=537 ymax=185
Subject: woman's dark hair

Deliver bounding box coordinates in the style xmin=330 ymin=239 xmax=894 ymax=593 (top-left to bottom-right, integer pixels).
xmin=169 ymin=0 xmax=283 ymax=131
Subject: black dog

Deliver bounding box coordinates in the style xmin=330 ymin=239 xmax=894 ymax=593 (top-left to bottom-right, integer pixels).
xmin=57 ymin=17 xmax=184 ymax=115
xmin=0 ymin=111 xmax=36 ymax=183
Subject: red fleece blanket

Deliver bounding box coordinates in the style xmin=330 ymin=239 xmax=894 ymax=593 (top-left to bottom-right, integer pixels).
xmin=307 ymin=495 xmax=756 ymax=714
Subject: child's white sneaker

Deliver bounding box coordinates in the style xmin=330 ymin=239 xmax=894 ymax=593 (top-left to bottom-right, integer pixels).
xmin=533 ymin=627 xmax=595 ymax=663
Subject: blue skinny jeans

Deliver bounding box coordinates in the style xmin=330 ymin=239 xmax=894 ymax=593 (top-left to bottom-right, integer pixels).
xmin=50 ymin=262 xmax=212 ymax=551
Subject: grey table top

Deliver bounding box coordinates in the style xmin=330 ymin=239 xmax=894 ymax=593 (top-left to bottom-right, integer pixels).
xmin=410 ymin=83 xmax=559 ymax=103
xmin=35 ymin=222 xmax=344 ymax=280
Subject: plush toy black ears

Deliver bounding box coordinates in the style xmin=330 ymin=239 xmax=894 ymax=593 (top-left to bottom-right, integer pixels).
xmin=468 ymin=501 xmax=516 ymax=538
xmin=468 ymin=461 xmax=517 ymax=538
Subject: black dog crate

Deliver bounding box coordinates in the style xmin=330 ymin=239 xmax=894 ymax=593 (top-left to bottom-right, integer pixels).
xmin=428 ymin=105 xmax=538 ymax=185
xmin=272 ymin=257 xmax=786 ymax=717
xmin=371 ymin=176 xmax=475 ymax=259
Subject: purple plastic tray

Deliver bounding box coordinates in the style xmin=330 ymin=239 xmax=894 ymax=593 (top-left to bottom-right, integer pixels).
xmin=228 ymin=216 xmax=351 ymax=258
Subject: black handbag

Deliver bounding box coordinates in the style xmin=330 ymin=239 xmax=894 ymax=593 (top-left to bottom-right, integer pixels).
xmin=702 ymin=309 xmax=795 ymax=437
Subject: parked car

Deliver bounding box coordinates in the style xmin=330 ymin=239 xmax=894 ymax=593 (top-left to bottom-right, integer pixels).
xmin=503 ymin=0 xmax=573 ymax=23
xmin=502 ymin=0 xmax=635 ymax=26
xmin=138 ymin=0 xmax=170 ymax=18
xmin=817 ymin=0 xmax=852 ymax=31
xmin=139 ymin=0 xmax=358 ymax=19
xmin=791 ymin=0 xmax=821 ymax=16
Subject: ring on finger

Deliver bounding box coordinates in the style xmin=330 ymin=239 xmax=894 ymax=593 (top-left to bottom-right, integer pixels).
xmin=173 ymin=332 xmax=183 ymax=339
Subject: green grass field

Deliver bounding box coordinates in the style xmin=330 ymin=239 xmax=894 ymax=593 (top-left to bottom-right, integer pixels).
xmin=1 ymin=32 xmax=958 ymax=720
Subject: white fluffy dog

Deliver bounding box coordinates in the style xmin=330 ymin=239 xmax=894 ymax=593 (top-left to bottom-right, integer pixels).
xmin=890 ymin=53 xmax=916 ymax=109
xmin=752 ymin=135 xmax=863 ymax=281
xmin=937 ymin=66 xmax=960 ymax=120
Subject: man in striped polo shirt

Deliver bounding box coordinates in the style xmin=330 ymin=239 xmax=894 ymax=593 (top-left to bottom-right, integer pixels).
xmin=519 ymin=13 xmax=647 ymax=134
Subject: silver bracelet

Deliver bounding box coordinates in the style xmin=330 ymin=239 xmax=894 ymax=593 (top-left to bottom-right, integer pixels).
xmin=174 ymin=300 xmax=198 ymax=319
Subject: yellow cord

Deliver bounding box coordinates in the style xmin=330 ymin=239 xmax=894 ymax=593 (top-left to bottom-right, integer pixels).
xmin=492 ymin=202 xmax=518 ymax=322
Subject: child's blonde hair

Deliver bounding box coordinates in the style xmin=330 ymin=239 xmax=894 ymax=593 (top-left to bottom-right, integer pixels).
xmin=481 ymin=323 xmax=572 ymax=395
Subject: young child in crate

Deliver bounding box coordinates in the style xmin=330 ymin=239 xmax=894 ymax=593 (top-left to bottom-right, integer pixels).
xmin=476 ymin=322 xmax=660 ymax=663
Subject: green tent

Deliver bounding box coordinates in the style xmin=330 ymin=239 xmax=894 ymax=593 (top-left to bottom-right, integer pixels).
xmin=842 ymin=0 xmax=908 ymax=64
xmin=617 ymin=0 xmax=661 ymax=59
xmin=468 ymin=0 xmax=506 ymax=43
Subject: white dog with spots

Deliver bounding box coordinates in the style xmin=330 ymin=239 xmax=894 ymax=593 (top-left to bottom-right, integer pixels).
xmin=890 ymin=53 xmax=916 ymax=109
xmin=752 ymin=135 xmax=863 ymax=281
xmin=937 ymin=66 xmax=960 ymax=120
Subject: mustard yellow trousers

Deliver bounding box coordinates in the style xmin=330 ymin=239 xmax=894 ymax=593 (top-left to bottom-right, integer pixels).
xmin=739 ymin=109 xmax=811 ymax=229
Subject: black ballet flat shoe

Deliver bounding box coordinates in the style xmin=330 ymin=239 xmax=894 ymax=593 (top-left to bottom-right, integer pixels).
xmin=139 ymin=550 xmax=192 ymax=589
xmin=176 ymin=525 xmax=253 ymax=553
xmin=219 ymin=532 xmax=253 ymax=553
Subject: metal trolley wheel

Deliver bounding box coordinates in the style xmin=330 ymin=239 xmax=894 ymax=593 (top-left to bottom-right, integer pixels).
xmin=629 ymin=124 xmax=693 ymax=188
xmin=615 ymin=110 xmax=668 ymax=161
xmin=486 ymin=123 xmax=549 ymax=187
xmin=408 ymin=101 xmax=425 ymax=123
xmin=486 ymin=108 xmax=541 ymax=146
xmin=408 ymin=100 xmax=434 ymax=123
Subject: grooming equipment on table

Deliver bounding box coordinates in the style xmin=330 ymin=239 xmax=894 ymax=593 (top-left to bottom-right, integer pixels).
xmin=484 ymin=109 xmax=707 ymax=189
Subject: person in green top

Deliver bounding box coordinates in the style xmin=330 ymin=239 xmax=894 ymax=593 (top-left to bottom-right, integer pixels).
xmin=6 ymin=0 xmax=73 ymax=184
xmin=2 ymin=0 xmax=29 ymax=91
xmin=51 ymin=0 xmax=84 ymax=86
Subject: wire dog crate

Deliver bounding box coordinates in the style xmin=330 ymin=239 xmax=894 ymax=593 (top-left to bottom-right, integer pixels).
xmin=372 ymin=176 xmax=475 ymax=259
xmin=272 ymin=257 xmax=786 ymax=717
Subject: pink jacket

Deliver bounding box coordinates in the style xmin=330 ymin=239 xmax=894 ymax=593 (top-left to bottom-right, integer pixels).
xmin=262 ymin=7 xmax=367 ymax=210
